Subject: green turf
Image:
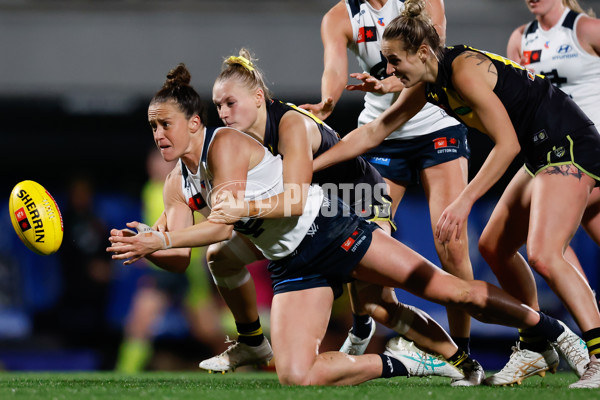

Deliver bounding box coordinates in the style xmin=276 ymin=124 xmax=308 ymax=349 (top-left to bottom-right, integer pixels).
xmin=0 ymin=371 xmax=595 ymax=400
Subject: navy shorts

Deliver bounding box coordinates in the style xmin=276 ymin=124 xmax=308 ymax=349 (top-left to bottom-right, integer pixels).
xmin=363 ymin=125 xmax=470 ymax=184
xmin=268 ymin=196 xmax=379 ymax=298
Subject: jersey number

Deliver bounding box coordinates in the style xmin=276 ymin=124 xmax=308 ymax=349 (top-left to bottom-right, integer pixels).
xmin=234 ymin=218 xmax=265 ymax=238
xmin=541 ymin=69 xmax=568 ymax=88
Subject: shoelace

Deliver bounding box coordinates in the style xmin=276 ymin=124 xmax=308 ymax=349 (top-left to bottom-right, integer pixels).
xmin=500 ymin=345 xmax=522 ymax=370
xmin=556 ymin=335 xmax=588 ymax=365
xmin=580 ymin=359 xmax=600 ymax=381
xmin=218 ymin=337 xmax=240 ymax=357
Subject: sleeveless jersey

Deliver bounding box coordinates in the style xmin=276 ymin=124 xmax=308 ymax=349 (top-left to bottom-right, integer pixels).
xmin=180 ymin=127 xmax=324 ymax=260
xmin=521 ymin=9 xmax=600 ymax=127
xmin=425 ymin=45 xmax=593 ymax=167
xmin=264 ymin=99 xmax=386 ymax=207
xmin=345 ymin=0 xmax=459 ymax=141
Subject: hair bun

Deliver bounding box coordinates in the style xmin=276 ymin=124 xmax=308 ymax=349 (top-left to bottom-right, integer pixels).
xmin=165 ymin=63 xmax=191 ymax=88
xmin=402 ymin=0 xmax=425 ymax=18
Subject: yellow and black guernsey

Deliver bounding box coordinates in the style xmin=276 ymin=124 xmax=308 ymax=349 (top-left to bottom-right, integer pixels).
xmin=426 ymin=45 xmax=600 ymax=180
xmin=263 ymin=99 xmax=392 ymax=222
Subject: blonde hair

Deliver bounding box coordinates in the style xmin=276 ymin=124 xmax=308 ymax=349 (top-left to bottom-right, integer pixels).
xmin=383 ymin=0 xmax=443 ymax=59
xmin=563 ymin=0 xmax=596 ymax=17
xmin=216 ymin=48 xmax=272 ymax=101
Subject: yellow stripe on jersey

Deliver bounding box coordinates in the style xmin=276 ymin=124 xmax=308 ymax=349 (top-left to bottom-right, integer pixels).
xmin=441 ymin=87 xmax=487 ymax=133
xmin=285 ymin=101 xmax=325 ymax=125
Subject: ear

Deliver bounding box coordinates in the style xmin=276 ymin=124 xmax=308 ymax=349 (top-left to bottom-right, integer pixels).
xmin=255 ymin=88 xmax=265 ymax=107
xmin=418 ymin=44 xmax=429 ymax=63
xmin=189 ymin=114 xmax=202 ymax=133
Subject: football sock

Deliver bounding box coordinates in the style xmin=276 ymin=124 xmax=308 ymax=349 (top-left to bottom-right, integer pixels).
xmin=527 ymin=312 xmax=564 ymax=342
xmin=518 ymin=328 xmax=548 ymax=352
xmin=583 ymin=328 xmax=600 ymax=357
xmin=236 ymin=318 xmax=264 ymax=347
xmin=451 ymin=336 xmax=470 ymax=355
xmin=351 ymin=313 xmax=373 ymax=340
xmin=115 ymin=338 xmax=152 ymax=374
xmin=379 ymin=353 xmax=409 ymax=378
xmin=448 ymin=349 xmax=469 ymax=368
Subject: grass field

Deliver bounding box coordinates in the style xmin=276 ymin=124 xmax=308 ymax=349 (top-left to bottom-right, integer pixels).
xmin=0 ymin=371 xmax=595 ymax=400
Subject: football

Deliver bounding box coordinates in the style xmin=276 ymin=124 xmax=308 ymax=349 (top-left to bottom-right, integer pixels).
xmin=9 ymin=180 xmax=64 ymax=255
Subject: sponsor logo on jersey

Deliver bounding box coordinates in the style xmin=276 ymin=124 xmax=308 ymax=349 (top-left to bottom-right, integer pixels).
xmin=367 ymin=156 xmax=391 ymax=166
xmin=523 ymin=49 xmax=542 ymax=64
xmin=354 ymin=9 xmax=366 ymax=23
xmin=188 ymin=193 xmax=207 ymax=211
xmin=434 ymin=137 xmax=459 ymax=154
xmin=532 ymin=129 xmax=548 ymax=144
xmin=554 ymin=146 xmax=566 ymax=158
xmin=306 ymin=223 xmax=318 ymax=237
xmin=341 ymin=228 xmax=364 ymax=252
xmin=552 ymin=43 xmax=578 ymax=61
xmin=357 ymin=26 xmax=377 ymax=43
xmin=377 ymin=17 xmax=385 ymax=27
xmin=15 ymin=207 xmax=32 ymax=232
xmin=544 ymin=41 xmax=550 ymax=49
xmin=557 ymin=44 xmax=571 ymax=54
xmin=524 ymin=34 xmax=539 ymax=46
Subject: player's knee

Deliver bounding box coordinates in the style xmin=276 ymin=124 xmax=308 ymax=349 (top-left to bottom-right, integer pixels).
xmin=451 ymin=280 xmax=488 ymax=311
xmin=526 ymin=247 xmax=555 ymax=280
xmin=206 ymin=245 xmax=251 ymax=289
xmin=478 ymin=233 xmax=499 ymax=263
xmin=277 ymin=366 xmax=311 ymax=386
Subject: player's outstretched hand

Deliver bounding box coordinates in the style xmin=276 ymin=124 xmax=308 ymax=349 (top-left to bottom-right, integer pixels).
xmin=298 ymin=97 xmax=335 ymax=121
xmin=107 ymin=221 xmax=170 ymax=265
xmin=346 ymin=72 xmax=386 ymax=93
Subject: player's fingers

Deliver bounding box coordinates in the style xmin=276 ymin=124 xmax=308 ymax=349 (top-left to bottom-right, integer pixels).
xmin=455 ymin=222 xmax=463 ymax=241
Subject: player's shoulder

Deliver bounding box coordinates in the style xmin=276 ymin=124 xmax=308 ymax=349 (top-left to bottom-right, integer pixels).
xmin=323 ymin=1 xmax=347 ymax=22
xmin=164 ymin=161 xmax=183 ymax=187
xmin=323 ymin=1 xmax=352 ymax=35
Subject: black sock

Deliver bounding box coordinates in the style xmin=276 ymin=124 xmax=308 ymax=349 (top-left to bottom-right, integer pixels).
xmin=451 ymin=336 xmax=470 ymax=355
xmin=236 ymin=318 xmax=264 ymax=347
xmin=518 ymin=328 xmax=548 ymax=352
xmin=351 ymin=313 xmax=373 ymax=340
xmin=448 ymin=349 xmax=468 ymax=367
xmin=583 ymin=328 xmax=600 ymax=358
xmin=379 ymin=353 xmax=409 ymax=378
xmin=527 ymin=312 xmax=564 ymax=342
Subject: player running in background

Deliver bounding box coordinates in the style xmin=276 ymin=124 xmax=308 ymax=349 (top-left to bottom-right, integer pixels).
xmin=108 ymin=62 xmax=585 ymax=387
xmin=300 ymin=0 xmax=474 ymax=360
xmin=313 ymin=0 xmax=600 ymax=388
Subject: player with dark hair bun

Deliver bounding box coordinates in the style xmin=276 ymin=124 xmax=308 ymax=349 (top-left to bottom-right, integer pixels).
xmin=108 ymin=62 xmax=585 ymax=387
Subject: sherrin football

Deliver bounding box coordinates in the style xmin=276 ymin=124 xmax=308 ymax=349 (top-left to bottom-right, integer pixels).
xmin=9 ymin=180 xmax=64 ymax=255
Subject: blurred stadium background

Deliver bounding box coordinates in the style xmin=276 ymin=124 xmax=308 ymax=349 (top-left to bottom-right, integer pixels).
xmin=1 ymin=0 xmax=599 ymax=372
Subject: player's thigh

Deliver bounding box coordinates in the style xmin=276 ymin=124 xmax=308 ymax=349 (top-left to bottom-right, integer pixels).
xmin=352 ymin=229 xmax=465 ymax=304
xmin=528 ymin=167 xmax=595 ymax=257
xmin=480 ymin=169 xmax=532 ymax=255
xmin=582 ymin=186 xmax=600 ymax=246
xmin=421 ymin=157 xmax=468 ymax=222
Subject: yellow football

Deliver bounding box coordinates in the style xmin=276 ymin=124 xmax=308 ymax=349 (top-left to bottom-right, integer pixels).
xmin=9 ymin=180 xmax=64 ymax=256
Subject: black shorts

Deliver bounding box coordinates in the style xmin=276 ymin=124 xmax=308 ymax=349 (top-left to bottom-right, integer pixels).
xmin=363 ymin=125 xmax=470 ymax=185
xmin=524 ymin=126 xmax=600 ymax=186
xmin=268 ymin=196 xmax=379 ymax=298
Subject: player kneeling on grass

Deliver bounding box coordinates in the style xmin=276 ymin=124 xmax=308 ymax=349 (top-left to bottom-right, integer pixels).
xmin=107 ymin=63 xmax=585 ymax=386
